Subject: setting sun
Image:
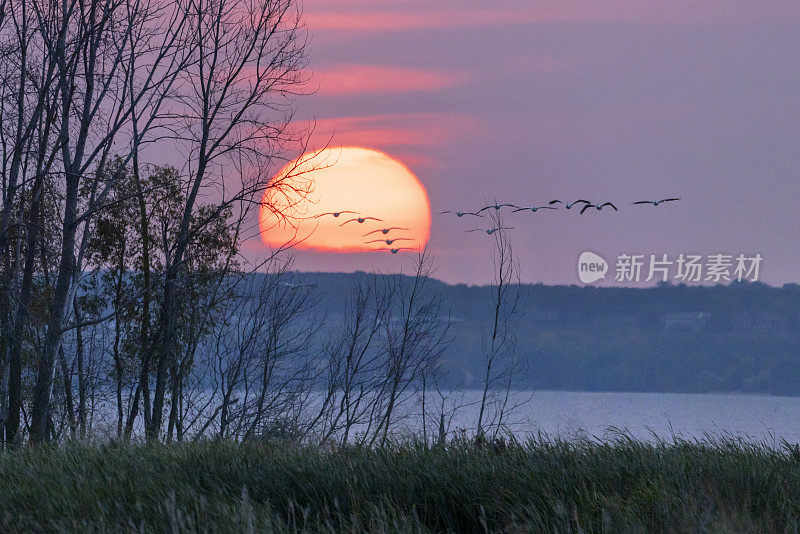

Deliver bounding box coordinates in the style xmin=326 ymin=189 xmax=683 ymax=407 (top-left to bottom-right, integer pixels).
xmin=260 ymin=147 xmax=431 ymax=252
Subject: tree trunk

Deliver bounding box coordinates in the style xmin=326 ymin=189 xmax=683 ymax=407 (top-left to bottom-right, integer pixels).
xmin=124 ymin=157 xmax=151 ymax=441
xmin=58 ymin=344 xmax=76 ymax=437
xmin=5 ymin=177 xmax=43 ymax=445
xmin=75 ymin=300 xmax=87 ymax=438
xmin=148 ymin=269 xmax=177 ymax=442
xmin=29 ymin=176 xmax=79 ymax=444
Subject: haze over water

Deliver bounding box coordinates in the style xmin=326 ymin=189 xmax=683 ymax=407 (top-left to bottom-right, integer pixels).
xmin=429 ymin=391 xmax=800 ymax=445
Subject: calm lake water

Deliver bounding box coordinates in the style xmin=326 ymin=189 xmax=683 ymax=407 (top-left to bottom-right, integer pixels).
xmin=459 ymin=390 xmax=800 ymax=445
xmin=92 ymin=390 xmax=800 ymax=446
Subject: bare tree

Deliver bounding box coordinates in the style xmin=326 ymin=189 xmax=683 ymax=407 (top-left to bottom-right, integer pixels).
xmin=371 ymin=250 xmax=450 ymax=446
xmin=183 ymin=257 xmax=321 ymax=442
xmin=312 ymin=274 xmax=392 ymax=446
xmin=475 ymin=210 xmax=524 ymax=442
xmin=147 ymin=0 xmax=309 ymax=442
xmin=0 ymin=0 xmax=62 ymax=445
xmin=26 ymin=0 xmax=194 ymax=443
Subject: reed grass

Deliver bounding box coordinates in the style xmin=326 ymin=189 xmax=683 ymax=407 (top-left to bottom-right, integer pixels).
xmin=0 ymin=435 xmax=797 ymax=532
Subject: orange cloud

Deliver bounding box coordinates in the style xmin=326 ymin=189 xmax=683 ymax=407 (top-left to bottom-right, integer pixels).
xmin=312 ymin=64 xmax=466 ymax=96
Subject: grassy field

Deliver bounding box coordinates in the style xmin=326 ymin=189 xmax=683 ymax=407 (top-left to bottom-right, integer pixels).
xmin=1 ymin=437 xmax=799 ymax=532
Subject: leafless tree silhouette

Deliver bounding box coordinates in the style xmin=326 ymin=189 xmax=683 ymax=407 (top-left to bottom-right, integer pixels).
xmin=475 ymin=210 xmax=525 ymax=442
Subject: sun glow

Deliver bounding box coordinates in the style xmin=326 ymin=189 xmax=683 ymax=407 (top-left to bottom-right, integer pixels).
xmin=259 ymin=147 xmax=431 ymax=252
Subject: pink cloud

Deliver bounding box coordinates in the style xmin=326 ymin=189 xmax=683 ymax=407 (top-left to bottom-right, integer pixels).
xmin=312 ymin=64 xmax=466 ymax=95
xmin=302 ymin=113 xmax=482 ymax=150
xmin=304 ymin=1 xmax=800 ymax=32
xmin=304 ymin=9 xmax=538 ymax=32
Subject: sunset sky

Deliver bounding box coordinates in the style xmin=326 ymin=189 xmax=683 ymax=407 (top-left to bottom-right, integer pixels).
xmin=255 ymin=0 xmax=800 ymax=286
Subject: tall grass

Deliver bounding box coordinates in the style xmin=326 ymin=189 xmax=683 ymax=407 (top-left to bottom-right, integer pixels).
xmin=1 ymin=436 xmax=799 ymax=532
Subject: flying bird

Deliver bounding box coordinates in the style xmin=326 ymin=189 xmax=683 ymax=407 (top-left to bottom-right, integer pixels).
xmin=340 ymin=216 xmax=383 ymax=226
xmin=512 ymin=205 xmax=557 ymax=213
xmin=633 ymin=198 xmax=680 ymax=206
xmin=549 ymin=199 xmax=591 ymax=209
xmin=580 ymin=202 xmax=618 ymax=214
xmin=466 ymin=227 xmax=514 ymax=235
xmin=366 ymin=238 xmax=413 ymax=245
xmin=371 ymin=247 xmax=415 ymax=254
xmin=363 ymin=227 xmax=409 ymax=236
xmin=439 ymin=210 xmax=482 ymax=217
xmin=314 ymin=211 xmax=357 ymax=218
xmin=477 ymin=203 xmax=519 ymax=213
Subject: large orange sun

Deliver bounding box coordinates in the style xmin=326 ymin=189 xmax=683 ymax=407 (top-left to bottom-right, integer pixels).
xmin=260 ymin=147 xmax=431 ymax=252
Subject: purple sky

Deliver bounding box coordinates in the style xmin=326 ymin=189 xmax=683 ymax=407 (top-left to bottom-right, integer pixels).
xmin=251 ymin=0 xmax=800 ymax=286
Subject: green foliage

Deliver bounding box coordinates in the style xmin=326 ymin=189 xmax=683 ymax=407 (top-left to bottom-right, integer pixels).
xmin=81 ymin=160 xmax=239 ymax=394
xmin=1 ymin=439 xmax=799 ymax=532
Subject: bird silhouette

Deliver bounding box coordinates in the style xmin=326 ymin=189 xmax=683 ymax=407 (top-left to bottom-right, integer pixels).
xmin=371 ymin=247 xmax=415 ymax=254
xmin=466 ymin=227 xmax=514 ymax=235
xmin=580 ymin=202 xmax=618 ymax=214
xmin=512 ymin=205 xmax=557 ymax=213
xmin=340 ymin=216 xmax=382 ymax=226
xmin=477 ymin=203 xmax=519 ymax=213
xmin=366 ymin=237 xmax=413 ymax=245
xmin=633 ymin=198 xmax=680 ymax=206
xmin=314 ymin=211 xmax=357 ymax=218
xmin=439 ymin=210 xmax=482 ymax=217
xmin=549 ymin=199 xmax=591 ymax=209
xmin=363 ymin=227 xmax=409 ymax=236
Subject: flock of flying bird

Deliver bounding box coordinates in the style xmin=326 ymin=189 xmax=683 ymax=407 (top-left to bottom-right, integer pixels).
xmin=311 ymin=197 xmax=679 ymax=252
xmin=441 ymin=197 xmax=680 ymax=235
xmin=312 ymin=211 xmax=415 ymax=253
